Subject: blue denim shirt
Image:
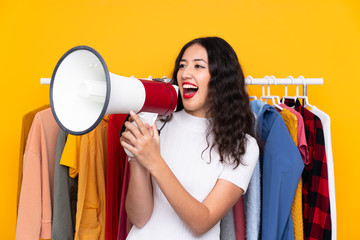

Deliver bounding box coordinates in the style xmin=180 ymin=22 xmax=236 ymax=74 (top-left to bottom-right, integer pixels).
xmin=250 ymin=100 xmax=304 ymax=240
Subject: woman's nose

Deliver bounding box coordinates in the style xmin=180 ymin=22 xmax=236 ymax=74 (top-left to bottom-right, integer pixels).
xmin=181 ymin=66 xmax=192 ymax=79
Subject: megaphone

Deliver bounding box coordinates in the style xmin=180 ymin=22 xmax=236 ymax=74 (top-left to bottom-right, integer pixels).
xmin=50 ymin=45 xmax=178 ymax=137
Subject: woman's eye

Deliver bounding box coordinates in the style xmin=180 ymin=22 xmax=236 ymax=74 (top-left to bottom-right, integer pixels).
xmin=195 ymin=64 xmax=205 ymax=69
xmin=179 ymin=64 xmax=186 ymax=68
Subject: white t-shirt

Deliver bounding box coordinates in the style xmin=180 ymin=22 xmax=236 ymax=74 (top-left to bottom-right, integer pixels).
xmin=126 ymin=110 xmax=259 ymax=240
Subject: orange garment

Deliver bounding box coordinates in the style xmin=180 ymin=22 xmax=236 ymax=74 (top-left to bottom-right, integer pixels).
xmin=74 ymin=117 xmax=109 ymax=240
xmin=279 ymin=108 xmax=298 ymax=144
xmin=60 ymin=134 xmax=81 ymax=178
xmin=279 ymin=108 xmax=304 ymax=240
xmin=17 ymin=105 xmax=49 ymax=216
xmin=292 ymin=179 xmax=303 ymax=240
xmin=16 ymin=108 xmax=59 ymax=240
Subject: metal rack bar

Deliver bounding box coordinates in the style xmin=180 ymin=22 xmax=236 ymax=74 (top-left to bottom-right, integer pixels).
xmin=245 ymin=76 xmax=323 ymax=97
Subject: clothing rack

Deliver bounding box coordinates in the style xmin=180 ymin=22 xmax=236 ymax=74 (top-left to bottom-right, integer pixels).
xmin=244 ymin=76 xmax=323 ymax=97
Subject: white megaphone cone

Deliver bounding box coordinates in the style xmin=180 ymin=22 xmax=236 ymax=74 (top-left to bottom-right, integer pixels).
xmin=50 ymin=46 xmax=178 ymax=156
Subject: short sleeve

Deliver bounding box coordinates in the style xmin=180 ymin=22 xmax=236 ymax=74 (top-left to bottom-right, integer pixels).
xmin=218 ymin=135 xmax=259 ymax=194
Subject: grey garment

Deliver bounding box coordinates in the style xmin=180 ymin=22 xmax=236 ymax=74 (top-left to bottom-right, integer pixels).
xmin=52 ymin=129 xmax=78 ymax=240
xmin=220 ymin=209 xmax=236 ymax=240
xmin=243 ymin=161 xmax=261 ymax=240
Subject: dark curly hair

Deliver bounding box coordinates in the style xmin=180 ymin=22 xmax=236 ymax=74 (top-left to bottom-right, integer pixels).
xmin=170 ymin=37 xmax=256 ymax=167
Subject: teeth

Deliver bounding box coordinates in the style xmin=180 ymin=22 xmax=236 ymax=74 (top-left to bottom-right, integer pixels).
xmin=183 ymin=84 xmax=198 ymax=89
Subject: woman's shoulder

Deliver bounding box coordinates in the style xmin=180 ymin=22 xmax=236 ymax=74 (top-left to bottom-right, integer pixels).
xmin=245 ymin=134 xmax=258 ymax=148
xmin=242 ymin=134 xmax=260 ymax=164
xmin=222 ymin=134 xmax=259 ymax=167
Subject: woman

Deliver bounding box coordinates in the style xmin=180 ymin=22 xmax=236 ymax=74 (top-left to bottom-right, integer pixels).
xmin=120 ymin=37 xmax=259 ymax=239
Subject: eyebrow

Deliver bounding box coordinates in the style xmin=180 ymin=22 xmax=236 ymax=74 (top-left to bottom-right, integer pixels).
xmin=180 ymin=58 xmax=207 ymax=63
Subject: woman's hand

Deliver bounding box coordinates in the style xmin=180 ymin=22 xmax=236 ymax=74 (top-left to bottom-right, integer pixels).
xmin=120 ymin=111 xmax=161 ymax=171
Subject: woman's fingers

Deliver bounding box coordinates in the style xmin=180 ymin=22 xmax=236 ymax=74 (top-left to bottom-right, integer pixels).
xmin=121 ymin=114 xmax=153 ymax=148
xmin=144 ymin=123 xmax=154 ymax=136
xmin=120 ymin=111 xmax=160 ymax=162
xmin=120 ymin=140 xmax=137 ymax=156
xmin=121 ymin=130 xmax=137 ymax=144
xmin=152 ymin=123 xmax=160 ymax=142
xmin=124 ymin=121 xmax=143 ymax=139
xmin=130 ymin=111 xmax=150 ymax=137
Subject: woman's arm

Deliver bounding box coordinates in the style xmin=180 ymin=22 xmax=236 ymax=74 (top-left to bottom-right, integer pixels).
xmin=125 ymin=159 xmax=154 ymax=228
xmin=151 ymin=159 xmax=243 ymax=236
xmin=121 ymin=111 xmax=243 ymax=236
xmin=121 ymin=117 xmax=154 ymax=228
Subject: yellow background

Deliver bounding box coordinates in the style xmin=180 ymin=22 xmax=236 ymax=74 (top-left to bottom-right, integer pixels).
xmin=1 ymin=0 xmax=359 ymax=239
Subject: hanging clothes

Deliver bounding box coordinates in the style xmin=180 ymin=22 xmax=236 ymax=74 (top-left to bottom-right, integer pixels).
xmin=17 ymin=104 xmax=50 ymax=216
xmin=250 ymin=100 xmax=304 ymax=240
xmin=74 ymin=116 xmax=109 ymax=240
xmin=220 ymin=197 xmax=246 ymax=240
xmin=106 ymin=114 xmax=128 ymax=240
xmin=117 ymin=154 xmax=131 ymax=240
xmin=278 ymin=107 xmax=304 ymax=240
xmin=55 ymin=132 xmax=82 ymax=238
xmin=279 ymin=104 xmax=309 ymax=164
xmin=310 ymin=106 xmax=336 ymax=240
xmin=243 ymin=152 xmax=261 ymax=240
xmin=233 ymin=196 xmax=246 ymax=240
xmin=16 ymin=108 xmax=59 ymax=240
xmin=60 ymin=134 xmax=81 ymax=178
xmin=220 ymin=208 xmax=236 ymax=240
xmin=284 ymin=99 xmax=331 ymax=240
xmin=52 ymin=129 xmax=78 ymax=240
xmin=280 ymin=103 xmax=310 ymax=240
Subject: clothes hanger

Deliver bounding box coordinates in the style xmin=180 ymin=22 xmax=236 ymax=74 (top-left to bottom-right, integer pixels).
xmin=281 ymin=76 xmax=298 ymax=104
xmin=246 ymin=76 xmax=258 ymax=100
xmin=259 ymin=76 xmax=283 ymax=110
xmin=295 ymin=76 xmax=314 ymax=109
xmin=249 ymin=95 xmax=258 ymax=101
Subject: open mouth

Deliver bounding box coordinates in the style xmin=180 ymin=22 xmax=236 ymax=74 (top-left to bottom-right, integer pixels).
xmin=182 ymin=82 xmax=198 ymax=99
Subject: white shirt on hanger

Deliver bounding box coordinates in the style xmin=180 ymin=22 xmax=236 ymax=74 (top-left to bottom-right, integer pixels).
xmin=310 ymin=106 xmax=336 ymax=240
